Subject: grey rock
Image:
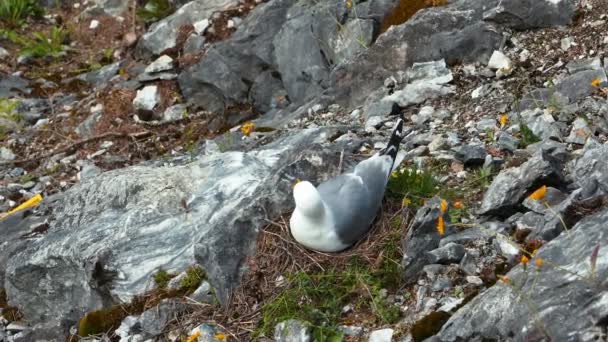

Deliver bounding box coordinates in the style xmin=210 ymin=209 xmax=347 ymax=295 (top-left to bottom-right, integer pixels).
xmin=519 ymin=87 xmax=569 ymax=111
xmin=364 ymin=100 xmax=400 ymax=119
xmin=0 ymin=46 xmax=9 ymax=60
xmin=275 ymin=319 xmax=310 ymax=342
xmin=453 ymin=145 xmax=487 ymax=167
xmin=487 ymin=50 xmax=512 ymax=76
xmin=471 ymin=84 xmax=491 ymax=99
xmin=436 ymin=209 xmax=608 ymax=341
xmin=561 ymin=36 xmax=574 ymax=51
xmin=75 ymin=109 xmax=103 ymax=139
xmin=483 ymin=0 xmax=579 ymax=29
xmin=440 ymin=228 xmax=491 ymax=247
xmin=428 ymin=136 xmax=449 ymax=152
xmin=555 ymin=69 xmax=608 ymax=102
xmin=365 ymin=116 xmax=384 ymax=130
xmin=427 ymin=243 xmax=467 ymax=264
xmin=522 ymin=186 xmax=567 ymax=213
xmin=79 ymin=162 xmax=102 ymax=181
xmin=139 ymin=299 xmax=187 ymax=337
xmin=76 ymin=62 xmax=121 ymax=89
xmin=339 ymin=325 xmax=364 ymax=337
xmin=136 ymin=0 xmax=240 ymax=57
xmin=566 ymin=117 xmax=592 ymax=145
xmin=459 ymin=253 xmax=477 ymax=275
xmin=328 ymin=18 xmax=375 ymax=64
xmin=0 ymin=75 xmax=32 ymax=98
xmin=368 ymin=328 xmax=394 ymax=342
xmin=249 ymin=71 xmax=288 ymax=113
xmin=496 ymin=131 xmax=519 ymax=152
xmin=493 ymin=233 xmax=519 ymax=262
xmin=569 ymin=139 xmax=608 ymax=190
xmin=566 ymin=57 xmax=602 ymax=74
xmin=519 ymin=108 xmax=563 ymax=140
xmin=162 ymin=104 xmax=188 ymax=122
xmin=0 ymin=147 xmax=16 ymax=161
xmin=432 ymin=276 xmax=454 ymax=292
xmin=479 ymin=150 xmax=565 ymax=217
xmin=402 ymin=198 xmax=445 ymax=283
xmin=133 ymin=85 xmax=159 ymax=112
xmin=331 ymin=1 xmax=504 ymax=109
xmin=476 ymin=118 xmax=497 ymax=131
xmin=144 ymin=55 xmax=174 ymax=74
xmin=4 ymin=127 xmax=354 ymax=335
xmin=115 ymin=315 xmax=140 ymax=339
xmin=183 ymin=34 xmax=206 ymax=55
xmin=83 ymin=0 xmax=130 ymax=17
xmin=190 ymin=281 xmax=214 ymax=303
xmin=525 ymin=139 xmax=568 ymax=161
xmin=383 ymin=60 xmax=454 ymax=108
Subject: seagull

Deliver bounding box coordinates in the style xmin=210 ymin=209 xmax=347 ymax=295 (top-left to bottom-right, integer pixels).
xmin=290 ymin=118 xmax=406 ymax=252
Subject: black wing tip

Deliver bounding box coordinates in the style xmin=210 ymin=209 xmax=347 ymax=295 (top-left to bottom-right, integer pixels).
xmin=380 ymin=117 xmax=405 ymax=161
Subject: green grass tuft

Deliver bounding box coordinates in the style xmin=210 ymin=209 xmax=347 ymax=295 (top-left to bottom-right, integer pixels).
xmin=137 ymin=0 xmax=174 ymax=23
xmin=519 ymin=122 xmax=541 ymax=147
xmin=386 ymin=166 xmax=439 ymax=205
xmin=153 ymin=268 xmax=175 ymax=289
xmin=0 ymin=0 xmax=43 ymax=28
xmin=180 ymin=265 xmax=206 ymax=293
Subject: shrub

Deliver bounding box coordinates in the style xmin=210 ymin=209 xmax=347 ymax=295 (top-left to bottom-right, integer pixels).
xmin=0 ymin=0 xmax=43 ymax=28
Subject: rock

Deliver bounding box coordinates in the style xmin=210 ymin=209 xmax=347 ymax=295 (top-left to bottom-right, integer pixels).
xmin=493 ymin=233 xmax=519 ymax=262
xmin=339 ymin=325 xmax=364 ymax=337
xmin=566 ymin=57 xmax=602 ymax=74
xmin=555 ymin=69 xmax=608 ymax=102
xmin=4 ymin=127 xmax=355 ymax=336
xmin=428 ymin=136 xmax=449 ymax=152
xmin=459 ymin=253 xmax=477 ymax=275
xmin=560 ymin=37 xmax=574 ymax=50
xmin=476 ymin=118 xmax=497 ymax=131
xmin=136 ymin=0 xmax=239 ymax=57
xmin=193 ymin=19 xmax=210 ymax=35
xmin=453 ymin=145 xmax=487 ymax=167
xmin=249 ymin=71 xmax=288 ymax=113
xmin=140 ymin=299 xmax=187 ymax=337
xmin=83 ymin=0 xmax=130 ymax=17
xmin=0 ymin=46 xmax=10 ymax=60
xmin=402 ymin=198 xmax=445 ymax=283
xmin=331 ymin=1 xmax=504 ymax=109
xmin=0 ymin=147 xmax=16 ymax=161
xmin=569 ymin=139 xmax=608 ymax=190
xmin=157 ymin=104 xmax=186 ymax=122
xmin=183 ymin=34 xmax=206 ymax=54
xmin=368 ymin=328 xmax=394 ymax=342
xmin=483 ymin=0 xmax=579 ymax=29
xmin=365 ymin=116 xmax=384 ymax=131
xmin=274 ymin=319 xmax=310 ymax=342
xmin=364 ymin=100 xmax=400 ymax=119
xmin=478 ymin=150 xmax=565 ymax=217
xmin=565 ymin=117 xmax=592 ymax=145
xmin=496 ymin=131 xmax=519 ymax=152
xmin=383 ymin=60 xmax=454 ymax=108
xmin=77 ymin=62 xmax=121 ymax=89
xmin=89 ymin=19 xmax=100 ymax=29
xmin=436 ymin=209 xmax=608 ymax=341
xmin=427 ymin=243 xmax=467 ymax=264
xmin=471 ymin=85 xmax=490 ymax=99
xmin=115 ymin=315 xmax=140 ymax=339
xmin=440 ymin=228 xmax=491 ymax=247
xmin=133 ymin=85 xmax=159 ymax=112
xmin=432 ymin=277 xmax=453 ymax=292
xmin=487 ymin=50 xmax=512 ymax=77
xmin=144 ymin=55 xmax=174 ymax=74
xmin=190 ymin=281 xmax=214 ymax=303
xmin=328 ymin=18 xmax=375 ymax=64
xmin=0 ymin=75 xmax=30 ymax=98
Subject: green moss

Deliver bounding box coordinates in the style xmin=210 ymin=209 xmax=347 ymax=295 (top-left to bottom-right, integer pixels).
xmin=179 ymin=266 xmax=205 ymax=293
xmin=154 ymin=268 xmax=175 ymax=289
xmin=78 ymin=306 xmax=124 ymax=337
xmin=519 ymin=122 xmax=541 ymax=147
xmin=19 ymin=173 xmax=36 ymax=184
xmin=137 ymin=0 xmax=174 ymax=23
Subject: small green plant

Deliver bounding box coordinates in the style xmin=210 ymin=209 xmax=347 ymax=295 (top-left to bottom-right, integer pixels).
xmin=387 ymin=165 xmax=439 ymax=205
xmin=472 ymin=166 xmax=494 ymax=189
xmin=485 ymin=128 xmax=495 ymax=143
xmin=179 ymin=266 xmax=205 ymax=293
xmin=19 ymin=173 xmax=36 ymax=183
xmin=519 ymin=122 xmax=541 ymax=147
xmin=153 ymin=268 xmax=175 ymax=289
xmin=0 ymin=0 xmax=43 ymax=28
xmin=137 ymin=0 xmax=174 ymax=23
xmin=0 ymin=98 xmax=23 ymax=122
xmin=18 ymin=26 xmax=67 ymax=58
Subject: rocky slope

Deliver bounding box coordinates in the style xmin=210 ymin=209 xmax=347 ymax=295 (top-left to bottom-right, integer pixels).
xmin=0 ymin=0 xmax=607 ymax=341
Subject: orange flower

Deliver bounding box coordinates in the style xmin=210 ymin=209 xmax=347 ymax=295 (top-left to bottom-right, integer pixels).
xmin=527 ymin=185 xmax=547 ymax=201
xmin=591 ymin=78 xmax=602 ymax=87
xmin=215 ymin=333 xmax=227 ymax=340
xmin=345 ymin=0 xmax=352 ymax=8
xmin=499 ymin=275 xmax=510 ymax=284
xmin=453 ymin=201 xmax=463 ymax=209
xmin=521 ymin=255 xmax=529 ymax=265
xmin=440 ymin=199 xmax=448 ymax=213
xmin=240 ymin=122 xmax=255 ymax=136
xmin=437 ymin=216 xmax=445 ymax=236
xmin=499 ymin=114 xmax=509 ymax=128
xmin=187 ymin=331 xmax=201 ymax=342
xmin=535 ymin=258 xmax=544 ymax=269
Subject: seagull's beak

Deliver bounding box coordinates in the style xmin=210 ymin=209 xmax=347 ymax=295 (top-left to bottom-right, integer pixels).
xmin=293 ymin=178 xmax=301 ymax=188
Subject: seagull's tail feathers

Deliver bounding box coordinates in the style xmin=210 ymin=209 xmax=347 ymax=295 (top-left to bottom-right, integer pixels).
xmin=379 ymin=116 xmax=405 ymax=167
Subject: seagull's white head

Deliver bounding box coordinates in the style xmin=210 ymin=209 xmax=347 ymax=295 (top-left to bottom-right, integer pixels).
xmin=293 ymin=180 xmax=324 ymax=217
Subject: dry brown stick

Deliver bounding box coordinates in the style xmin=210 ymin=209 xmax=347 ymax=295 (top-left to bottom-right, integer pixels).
xmin=0 ymin=130 xmax=152 ymax=166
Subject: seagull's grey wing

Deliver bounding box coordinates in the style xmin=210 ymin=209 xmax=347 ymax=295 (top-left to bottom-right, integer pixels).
xmin=317 ymin=174 xmax=376 ymax=246
xmin=353 ymin=154 xmax=393 ymax=207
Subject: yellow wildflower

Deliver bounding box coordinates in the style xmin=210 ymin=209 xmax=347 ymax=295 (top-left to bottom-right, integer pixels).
xmin=535 ymin=257 xmax=544 ymax=269
xmin=187 ymin=331 xmax=201 ymax=342
xmin=527 ymin=185 xmax=547 ymax=201
xmin=499 ymin=114 xmax=509 ymax=128
xmin=215 ymin=333 xmax=227 ymax=340
xmin=440 ymin=199 xmax=448 ymax=213
xmin=402 ymin=197 xmax=412 ymax=207
xmin=240 ymin=122 xmax=255 ymax=136
xmin=346 ymin=0 xmax=352 ymax=8
xmin=591 ymin=78 xmax=602 ymax=87
xmin=453 ymin=201 xmax=463 ymax=209
xmin=437 ymin=216 xmax=445 ymax=236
